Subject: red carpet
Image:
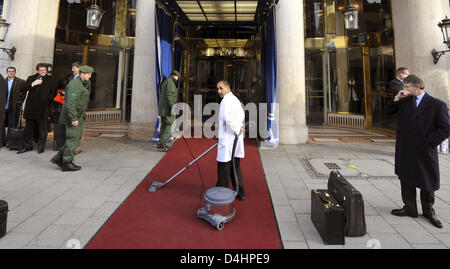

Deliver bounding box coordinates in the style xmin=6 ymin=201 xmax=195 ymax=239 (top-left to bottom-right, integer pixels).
xmin=86 ymin=138 xmax=282 ymax=249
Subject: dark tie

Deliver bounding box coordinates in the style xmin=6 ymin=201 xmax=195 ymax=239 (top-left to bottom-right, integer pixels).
xmin=413 ymin=97 xmax=418 ymax=111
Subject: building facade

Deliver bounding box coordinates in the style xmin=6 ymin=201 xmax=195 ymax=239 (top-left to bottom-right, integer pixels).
xmin=1 ymin=0 xmax=449 ymax=144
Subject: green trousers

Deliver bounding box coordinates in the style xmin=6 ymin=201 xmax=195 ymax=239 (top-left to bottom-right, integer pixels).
xmin=62 ymin=122 xmax=84 ymax=163
xmin=159 ymin=116 xmax=175 ymax=145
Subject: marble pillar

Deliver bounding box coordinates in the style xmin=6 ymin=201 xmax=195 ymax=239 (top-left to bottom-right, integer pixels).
xmin=129 ymin=0 xmax=158 ymax=141
xmin=276 ymin=0 xmax=309 ymax=144
xmin=391 ymin=0 xmax=450 ymax=106
xmin=1 ymin=0 xmax=58 ymax=78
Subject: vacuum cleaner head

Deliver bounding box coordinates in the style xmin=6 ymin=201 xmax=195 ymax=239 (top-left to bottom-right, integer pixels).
xmin=148 ymin=181 xmax=166 ymax=192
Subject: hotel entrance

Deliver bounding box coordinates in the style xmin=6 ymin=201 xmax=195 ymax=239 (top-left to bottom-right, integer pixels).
xmin=305 ymin=0 xmax=396 ymax=131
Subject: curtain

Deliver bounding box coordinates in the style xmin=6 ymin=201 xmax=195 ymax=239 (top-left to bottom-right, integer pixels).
xmin=152 ymin=4 xmax=174 ymax=143
xmin=263 ymin=6 xmax=279 ymax=147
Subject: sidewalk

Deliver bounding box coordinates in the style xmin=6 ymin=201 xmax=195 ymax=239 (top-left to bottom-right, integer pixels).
xmin=260 ymin=142 xmax=450 ymax=249
xmin=0 ymin=138 xmax=165 ymax=249
xmin=0 ymin=131 xmax=449 ymax=249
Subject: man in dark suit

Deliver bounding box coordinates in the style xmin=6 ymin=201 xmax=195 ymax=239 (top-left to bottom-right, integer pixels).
xmin=2 ymin=67 xmax=25 ymax=146
xmin=0 ymin=74 xmax=7 ymax=148
xmin=18 ymin=63 xmax=58 ymax=154
xmin=387 ymin=75 xmax=450 ymax=228
xmin=389 ymin=67 xmax=409 ymax=95
xmin=67 ymin=62 xmax=81 ymax=84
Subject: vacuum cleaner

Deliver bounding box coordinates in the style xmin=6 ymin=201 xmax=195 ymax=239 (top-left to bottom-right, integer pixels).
xmin=148 ymin=122 xmax=250 ymax=231
xmin=196 ymin=131 xmax=241 ymax=230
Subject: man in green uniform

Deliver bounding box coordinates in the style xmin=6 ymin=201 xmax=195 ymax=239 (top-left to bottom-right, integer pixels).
xmin=157 ymin=70 xmax=180 ymax=151
xmin=50 ymin=65 xmax=94 ymax=171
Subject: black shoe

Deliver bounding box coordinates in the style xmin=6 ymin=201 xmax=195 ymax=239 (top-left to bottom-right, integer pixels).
xmin=236 ymin=193 xmax=246 ymax=201
xmin=62 ymin=161 xmax=82 ymax=172
xmin=37 ymin=149 xmax=44 ymax=154
xmin=50 ymin=152 xmax=63 ymax=168
xmin=17 ymin=147 xmax=33 ymax=154
xmin=391 ymin=207 xmax=418 ymax=218
xmin=157 ymin=144 xmax=170 ymax=152
xmin=424 ymin=213 xmax=443 ymax=229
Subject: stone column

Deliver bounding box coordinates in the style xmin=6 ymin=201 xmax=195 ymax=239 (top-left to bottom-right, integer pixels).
xmin=276 ymin=0 xmax=308 ymax=144
xmin=1 ymin=0 xmax=58 ymax=78
xmin=129 ymin=0 xmax=158 ymax=141
xmin=391 ymin=0 xmax=450 ymax=105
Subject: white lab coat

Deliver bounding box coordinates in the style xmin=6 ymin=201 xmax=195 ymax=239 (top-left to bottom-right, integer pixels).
xmin=217 ymin=92 xmax=245 ymax=163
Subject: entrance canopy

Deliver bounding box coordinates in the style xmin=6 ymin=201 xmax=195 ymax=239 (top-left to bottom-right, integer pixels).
xmin=161 ymin=0 xmax=273 ymax=26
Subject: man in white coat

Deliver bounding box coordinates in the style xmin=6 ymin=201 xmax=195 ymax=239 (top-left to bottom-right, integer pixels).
xmin=216 ymin=81 xmax=246 ymax=200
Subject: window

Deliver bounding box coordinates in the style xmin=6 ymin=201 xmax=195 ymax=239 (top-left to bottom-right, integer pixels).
xmin=0 ymin=0 xmax=4 ymax=15
xmin=126 ymin=0 xmax=137 ymax=36
xmin=57 ymin=0 xmax=117 ymax=35
xmin=305 ymin=0 xmax=325 ymax=38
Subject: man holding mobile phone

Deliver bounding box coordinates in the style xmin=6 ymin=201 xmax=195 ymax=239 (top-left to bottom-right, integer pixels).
xmin=18 ymin=63 xmax=57 ymax=154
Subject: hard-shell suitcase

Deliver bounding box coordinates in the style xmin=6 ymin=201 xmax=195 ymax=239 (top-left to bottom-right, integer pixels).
xmin=311 ymin=190 xmax=345 ymax=245
xmin=327 ymin=171 xmax=367 ymax=237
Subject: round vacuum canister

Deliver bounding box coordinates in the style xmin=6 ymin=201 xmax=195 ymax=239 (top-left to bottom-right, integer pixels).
xmin=204 ymin=187 xmax=236 ymax=206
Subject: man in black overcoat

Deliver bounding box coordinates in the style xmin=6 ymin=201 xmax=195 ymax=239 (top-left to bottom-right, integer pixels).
xmin=387 ymin=75 xmax=450 ymax=228
xmin=18 ymin=63 xmax=57 ymax=154
xmin=2 ymin=67 xmax=25 ymax=146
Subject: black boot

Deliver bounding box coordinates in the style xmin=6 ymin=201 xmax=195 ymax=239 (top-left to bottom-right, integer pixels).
xmin=62 ymin=161 xmax=82 ymax=172
xmin=50 ymin=152 xmax=63 ymax=168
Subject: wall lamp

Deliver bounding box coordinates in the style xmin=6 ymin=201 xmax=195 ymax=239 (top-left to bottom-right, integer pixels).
xmin=86 ymin=0 xmax=105 ymax=30
xmin=343 ymin=1 xmax=359 ymax=31
xmin=432 ymin=17 xmax=450 ymax=64
xmin=0 ymin=17 xmax=16 ymax=61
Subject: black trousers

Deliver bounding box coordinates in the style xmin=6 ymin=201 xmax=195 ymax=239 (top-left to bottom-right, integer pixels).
xmin=23 ymin=118 xmax=48 ymax=151
xmin=401 ymin=182 xmax=435 ymax=216
xmin=217 ymin=158 xmax=245 ymax=197
xmin=1 ymin=110 xmax=14 ymax=144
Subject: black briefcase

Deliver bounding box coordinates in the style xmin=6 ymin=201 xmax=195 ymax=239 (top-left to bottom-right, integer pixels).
xmin=53 ymin=123 xmax=66 ymax=150
xmin=311 ymin=190 xmax=345 ymax=245
xmin=7 ymin=127 xmax=24 ymax=150
xmin=327 ymin=171 xmax=367 ymax=237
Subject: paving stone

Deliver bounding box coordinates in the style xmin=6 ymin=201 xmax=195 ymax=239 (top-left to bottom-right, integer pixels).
xmin=437 ymin=234 xmax=450 ymax=248
xmin=412 ymin=244 xmax=448 ymax=249
xmin=285 ymin=188 xmax=310 ymax=200
xmin=295 ymin=214 xmax=317 ymax=234
xmin=93 ymin=201 xmax=121 ymax=217
xmin=55 ymin=208 xmax=95 ymax=226
xmin=278 ymin=222 xmax=305 ymax=242
xmin=365 ymin=215 xmax=397 ymax=234
xmin=368 ymin=233 xmax=412 ymax=249
xmin=38 ymin=200 xmax=76 ymax=216
xmin=392 ymin=223 xmax=441 ymax=244
xmin=273 ymin=206 xmax=296 ymax=222
xmin=290 ymin=200 xmax=311 ymax=214
xmin=68 ymin=216 xmax=109 ymax=248
xmin=28 ymin=224 xmax=78 ymax=248
xmin=283 ymin=242 xmax=309 ymax=249
xmin=0 ymin=232 xmax=36 ymax=249
xmin=13 ymin=214 xmax=59 ymax=234
xmin=74 ymin=196 xmax=108 ymax=209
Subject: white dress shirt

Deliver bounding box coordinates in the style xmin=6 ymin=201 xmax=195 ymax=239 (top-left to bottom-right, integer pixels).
xmin=217 ymin=92 xmax=245 ymax=163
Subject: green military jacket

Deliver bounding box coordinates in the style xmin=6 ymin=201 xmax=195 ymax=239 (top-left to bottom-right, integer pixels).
xmin=158 ymin=76 xmax=179 ymax=117
xmin=59 ymin=76 xmax=90 ymax=125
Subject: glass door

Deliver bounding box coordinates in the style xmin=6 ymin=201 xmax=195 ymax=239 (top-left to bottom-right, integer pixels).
xmin=368 ymin=45 xmax=396 ymax=129
xmin=305 ymin=49 xmax=326 ymax=125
